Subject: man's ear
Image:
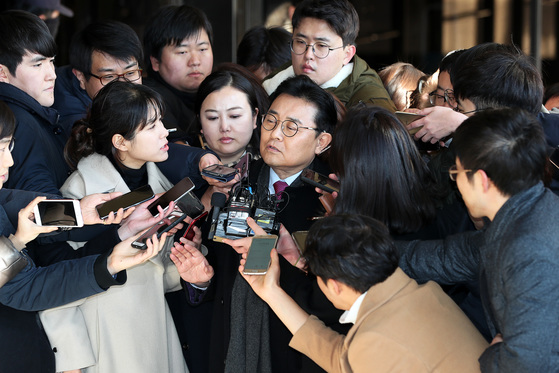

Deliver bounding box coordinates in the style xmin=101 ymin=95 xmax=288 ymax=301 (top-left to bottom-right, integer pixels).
xmin=72 ymin=69 xmax=87 ymax=91
xmin=150 ymin=56 xmax=161 ymax=72
xmin=327 ymin=278 xmax=343 ymax=296
xmin=477 ymin=169 xmax=492 ymax=193
xmin=0 ymin=65 xmax=10 ymax=83
xmin=315 ymin=132 xmax=332 ymax=155
xmin=112 ymin=134 xmax=128 ymax=152
xmin=342 ymin=44 xmax=356 ymax=66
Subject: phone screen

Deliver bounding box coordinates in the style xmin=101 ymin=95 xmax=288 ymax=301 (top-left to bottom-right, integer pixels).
xmin=243 ymin=235 xmax=278 ymax=275
xmin=96 ymin=185 xmax=155 ymax=219
xmin=176 ymin=192 xmax=205 ymax=218
xmin=148 ymin=177 xmax=195 ymax=216
xmin=37 ymin=200 xmax=80 ymax=227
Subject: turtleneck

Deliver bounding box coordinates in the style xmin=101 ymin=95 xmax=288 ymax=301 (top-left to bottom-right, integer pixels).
xmin=108 ymin=153 xmax=148 ymax=191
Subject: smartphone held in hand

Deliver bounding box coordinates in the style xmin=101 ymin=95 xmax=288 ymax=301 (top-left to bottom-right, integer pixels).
xmin=34 ymin=199 xmax=84 ymax=228
xmin=243 ymin=235 xmax=278 ymax=275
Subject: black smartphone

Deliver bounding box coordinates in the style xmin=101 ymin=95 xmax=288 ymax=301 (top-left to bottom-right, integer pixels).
xmin=301 ymin=169 xmax=340 ymax=194
xmin=175 ymin=191 xmax=205 ymax=218
xmin=182 ymin=210 xmax=209 ymax=241
xmin=148 ymin=177 xmax=195 ymax=216
xmin=202 ymin=164 xmax=238 ymax=183
xmin=131 ymin=212 xmax=187 ymax=249
xmin=242 ymin=235 xmax=278 ymax=275
xmin=96 ymin=185 xmax=155 ymax=220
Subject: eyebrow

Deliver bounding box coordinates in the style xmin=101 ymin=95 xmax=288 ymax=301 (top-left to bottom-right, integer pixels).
xmin=96 ymin=60 xmax=138 ymax=73
xmin=294 ymin=32 xmax=331 ymax=43
xmin=268 ymin=109 xmax=302 ymax=124
xmin=29 ymin=55 xmax=48 ymax=63
xmin=204 ymin=106 xmax=244 ymax=113
xmin=177 ymin=40 xmax=210 ymax=48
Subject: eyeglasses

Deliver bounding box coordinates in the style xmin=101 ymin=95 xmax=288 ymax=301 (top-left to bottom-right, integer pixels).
xmin=448 ymin=164 xmax=473 ymax=181
xmin=290 ymin=38 xmax=344 ymax=59
xmin=455 ymin=107 xmax=489 ymax=116
xmin=429 ymin=89 xmax=456 ymax=107
xmin=262 ymin=113 xmax=322 ymax=137
xmin=0 ymin=138 xmax=14 ymax=153
xmin=89 ymin=68 xmax=143 ymax=86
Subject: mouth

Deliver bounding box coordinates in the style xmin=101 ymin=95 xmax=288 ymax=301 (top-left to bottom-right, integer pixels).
xmin=265 ymin=143 xmax=281 ymax=153
xmin=161 ymin=143 xmax=169 ymax=151
xmin=302 ymin=64 xmax=314 ymax=74
xmin=188 ymin=71 xmax=203 ymax=78
xmin=219 ymin=137 xmax=233 ymax=144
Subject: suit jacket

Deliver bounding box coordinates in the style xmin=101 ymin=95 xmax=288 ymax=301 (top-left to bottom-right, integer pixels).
xmin=39 ymin=154 xmax=188 ymax=373
xmin=290 ymin=268 xmax=488 ymax=373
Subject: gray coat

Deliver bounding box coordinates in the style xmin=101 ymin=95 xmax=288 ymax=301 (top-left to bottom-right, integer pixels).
xmin=397 ymin=182 xmax=559 ymax=372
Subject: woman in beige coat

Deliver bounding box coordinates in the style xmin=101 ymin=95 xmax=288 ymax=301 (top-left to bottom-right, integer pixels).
xmin=39 ymin=82 xmax=212 ymax=373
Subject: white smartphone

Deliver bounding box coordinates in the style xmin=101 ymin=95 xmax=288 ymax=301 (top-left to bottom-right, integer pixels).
xmin=34 ymin=199 xmax=84 ymax=228
xmin=242 ymin=235 xmax=278 ymax=275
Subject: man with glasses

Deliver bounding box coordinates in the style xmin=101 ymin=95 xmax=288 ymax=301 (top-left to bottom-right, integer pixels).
xmin=263 ymin=0 xmax=396 ymax=112
xmin=399 ymin=108 xmax=559 ymax=372
xmin=53 ymin=20 xmax=144 ymax=137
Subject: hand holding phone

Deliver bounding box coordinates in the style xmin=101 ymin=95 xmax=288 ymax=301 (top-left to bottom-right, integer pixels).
xmin=395 ymin=111 xmax=425 ymax=127
xmin=301 ymin=169 xmax=340 ymax=194
xmin=148 ymin=177 xmax=195 ymax=216
xmin=202 ymin=164 xmax=238 ymax=183
xmin=96 ymin=185 xmax=155 ymax=220
xmin=182 ymin=211 xmax=209 ymax=241
xmin=132 ymin=212 xmax=187 ymax=249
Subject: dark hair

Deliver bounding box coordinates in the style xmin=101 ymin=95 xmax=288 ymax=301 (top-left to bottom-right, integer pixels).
xmin=69 ymin=20 xmax=143 ymax=77
xmin=544 ymin=82 xmax=559 ymax=106
xmin=330 ymin=106 xmax=438 ymax=235
xmin=439 ymin=49 xmax=466 ymax=75
xmin=143 ymin=5 xmax=213 ymax=72
xmin=451 ymin=43 xmax=543 ymax=115
xmin=379 ymin=62 xmax=424 ymax=111
xmin=0 ymin=10 xmax=56 ymax=76
xmin=65 ymin=81 xmax=164 ymax=170
xmin=304 ymin=214 xmax=399 ymax=293
xmin=453 ymin=108 xmax=547 ymax=196
xmin=237 ymin=26 xmax=291 ymax=79
xmin=292 ymin=0 xmax=359 ymax=46
xmin=0 ymin=101 xmax=16 ymax=139
xmin=195 ymin=64 xmax=270 ymax=153
xmin=269 ymin=75 xmax=337 ymax=134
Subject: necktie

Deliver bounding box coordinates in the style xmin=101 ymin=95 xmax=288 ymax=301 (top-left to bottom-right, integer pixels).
xmin=273 ymin=180 xmax=288 ymax=205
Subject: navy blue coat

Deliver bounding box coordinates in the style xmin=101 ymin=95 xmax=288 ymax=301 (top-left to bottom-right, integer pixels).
xmin=0 ymin=83 xmax=68 ymax=195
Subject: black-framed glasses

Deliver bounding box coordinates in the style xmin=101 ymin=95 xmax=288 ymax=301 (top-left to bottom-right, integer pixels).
xmin=448 ymin=164 xmax=473 ymax=181
xmin=429 ymin=89 xmax=456 ymax=108
xmin=456 ymin=107 xmax=488 ymax=116
xmin=89 ymin=68 xmax=143 ymax=86
xmin=262 ymin=113 xmax=322 ymax=137
xmin=0 ymin=137 xmax=14 ymax=153
xmin=290 ymin=38 xmax=344 ymax=59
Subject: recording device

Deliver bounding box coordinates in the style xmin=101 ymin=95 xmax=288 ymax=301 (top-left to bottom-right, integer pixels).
xmin=148 ymin=177 xmax=195 ymax=216
xmin=210 ymin=161 xmax=281 ymax=242
xmin=242 ymin=235 xmax=278 ymax=275
xmin=291 ymin=231 xmax=308 ymax=254
xmin=395 ymin=111 xmax=424 ymax=127
xmin=132 ymin=211 xmax=187 ymax=249
xmin=34 ymin=199 xmax=84 ymax=228
xmin=96 ymin=184 xmax=154 ymax=220
xmin=202 ymin=164 xmax=238 ymax=183
xmin=301 ymin=169 xmax=340 ymax=194
xmin=207 ymin=192 xmax=227 ymax=240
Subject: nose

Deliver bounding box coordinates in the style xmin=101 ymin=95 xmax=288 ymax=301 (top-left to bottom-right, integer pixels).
xmin=270 ymin=121 xmax=284 ymax=140
xmin=46 ymin=63 xmax=56 ymax=81
xmin=3 ymin=150 xmax=13 ymax=168
xmin=304 ymin=44 xmax=315 ymax=59
xmin=219 ymin=118 xmax=230 ymax=133
xmin=188 ymin=51 xmax=201 ymax=66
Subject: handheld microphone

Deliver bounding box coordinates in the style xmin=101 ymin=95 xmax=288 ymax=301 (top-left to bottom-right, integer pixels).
xmin=208 ymin=192 xmax=227 ymax=240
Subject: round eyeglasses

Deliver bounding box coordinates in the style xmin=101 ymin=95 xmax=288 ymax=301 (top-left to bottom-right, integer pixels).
xmin=89 ymin=68 xmax=143 ymax=86
xmin=262 ymin=113 xmax=323 ymax=137
xmin=290 ymin=38 xmax=344 ymax=59
xmin=429 ymin=89 xmax=456 ymax=108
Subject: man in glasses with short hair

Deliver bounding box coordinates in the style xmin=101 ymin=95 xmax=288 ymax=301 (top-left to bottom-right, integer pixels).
xmin=263 ymin=0 xmax=396 ymax=112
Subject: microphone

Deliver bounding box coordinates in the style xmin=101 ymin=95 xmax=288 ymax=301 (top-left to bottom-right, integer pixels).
xmin=207 ymin=192 xmax=227 ymax=240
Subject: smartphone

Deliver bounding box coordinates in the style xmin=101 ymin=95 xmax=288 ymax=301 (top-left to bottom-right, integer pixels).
xmin=395 ymin=111 xmax=424 ymax=126
xmin=182 ymin=210 xmax=209 ymax=241
xmin=96 ymin=184 xmax=154 ymax=220
xmin=301 ymin=169 xmax=340 ymax=194
xmin=201 ymin=164 xmax=238 ymax=183
xmin=147 ymin=177 xmax=195 ymax=216
xmin=132 ymin=211 xmax=187 ymax=249
xmin=291 ymin=231 xmax=308 ymax=254
xmin=34 ymin=199 xmax=84 ymax=228
xmin=234 ymin=153 xmax=251 ymax=180
xmin=175 ymin=191 xmax=205 ymax=218
xmin=242 ymin=235 xmax=278 ymax=275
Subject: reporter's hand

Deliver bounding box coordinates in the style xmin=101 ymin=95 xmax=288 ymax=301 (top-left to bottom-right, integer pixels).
xmin=107 ymin=232 xmax=166 ymax=275
xmin=12 ymin=196 xmax=58 ymax=250
xmin=222 ymin=217 xmax=266 ymax=255
xmin=170 ymin=237 xmax=214 ymax=286
xmin=117 ymin=198 xmax=175 ymax=240
xmin=239 ymin=248 xmax=281 ymax=302
xmin=276 ymin=224 xmax=305 ymax=270
xmin=314 ymin=173 xmax=339 ymax=200
xmin=80 ymin=192 xmax=134 ymax=225
xmin=407 ymin=106 xmax=467 ymax=143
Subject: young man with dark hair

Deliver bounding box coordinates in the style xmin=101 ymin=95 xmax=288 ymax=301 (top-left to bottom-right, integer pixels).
xmin=263 ymin=0 xmax=396 ymax=112
xmin=143 ymin=5 xmax=214 ymax=143
xmin=238 ymin=214 xmax=487 ymax=372
xmin=399 ymin=108 xmax=559 ymax=372
xmin=0 ymin=10 xmax=67 ymax=195
xmin=54 ymin=20 xmax=144 ymax=135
